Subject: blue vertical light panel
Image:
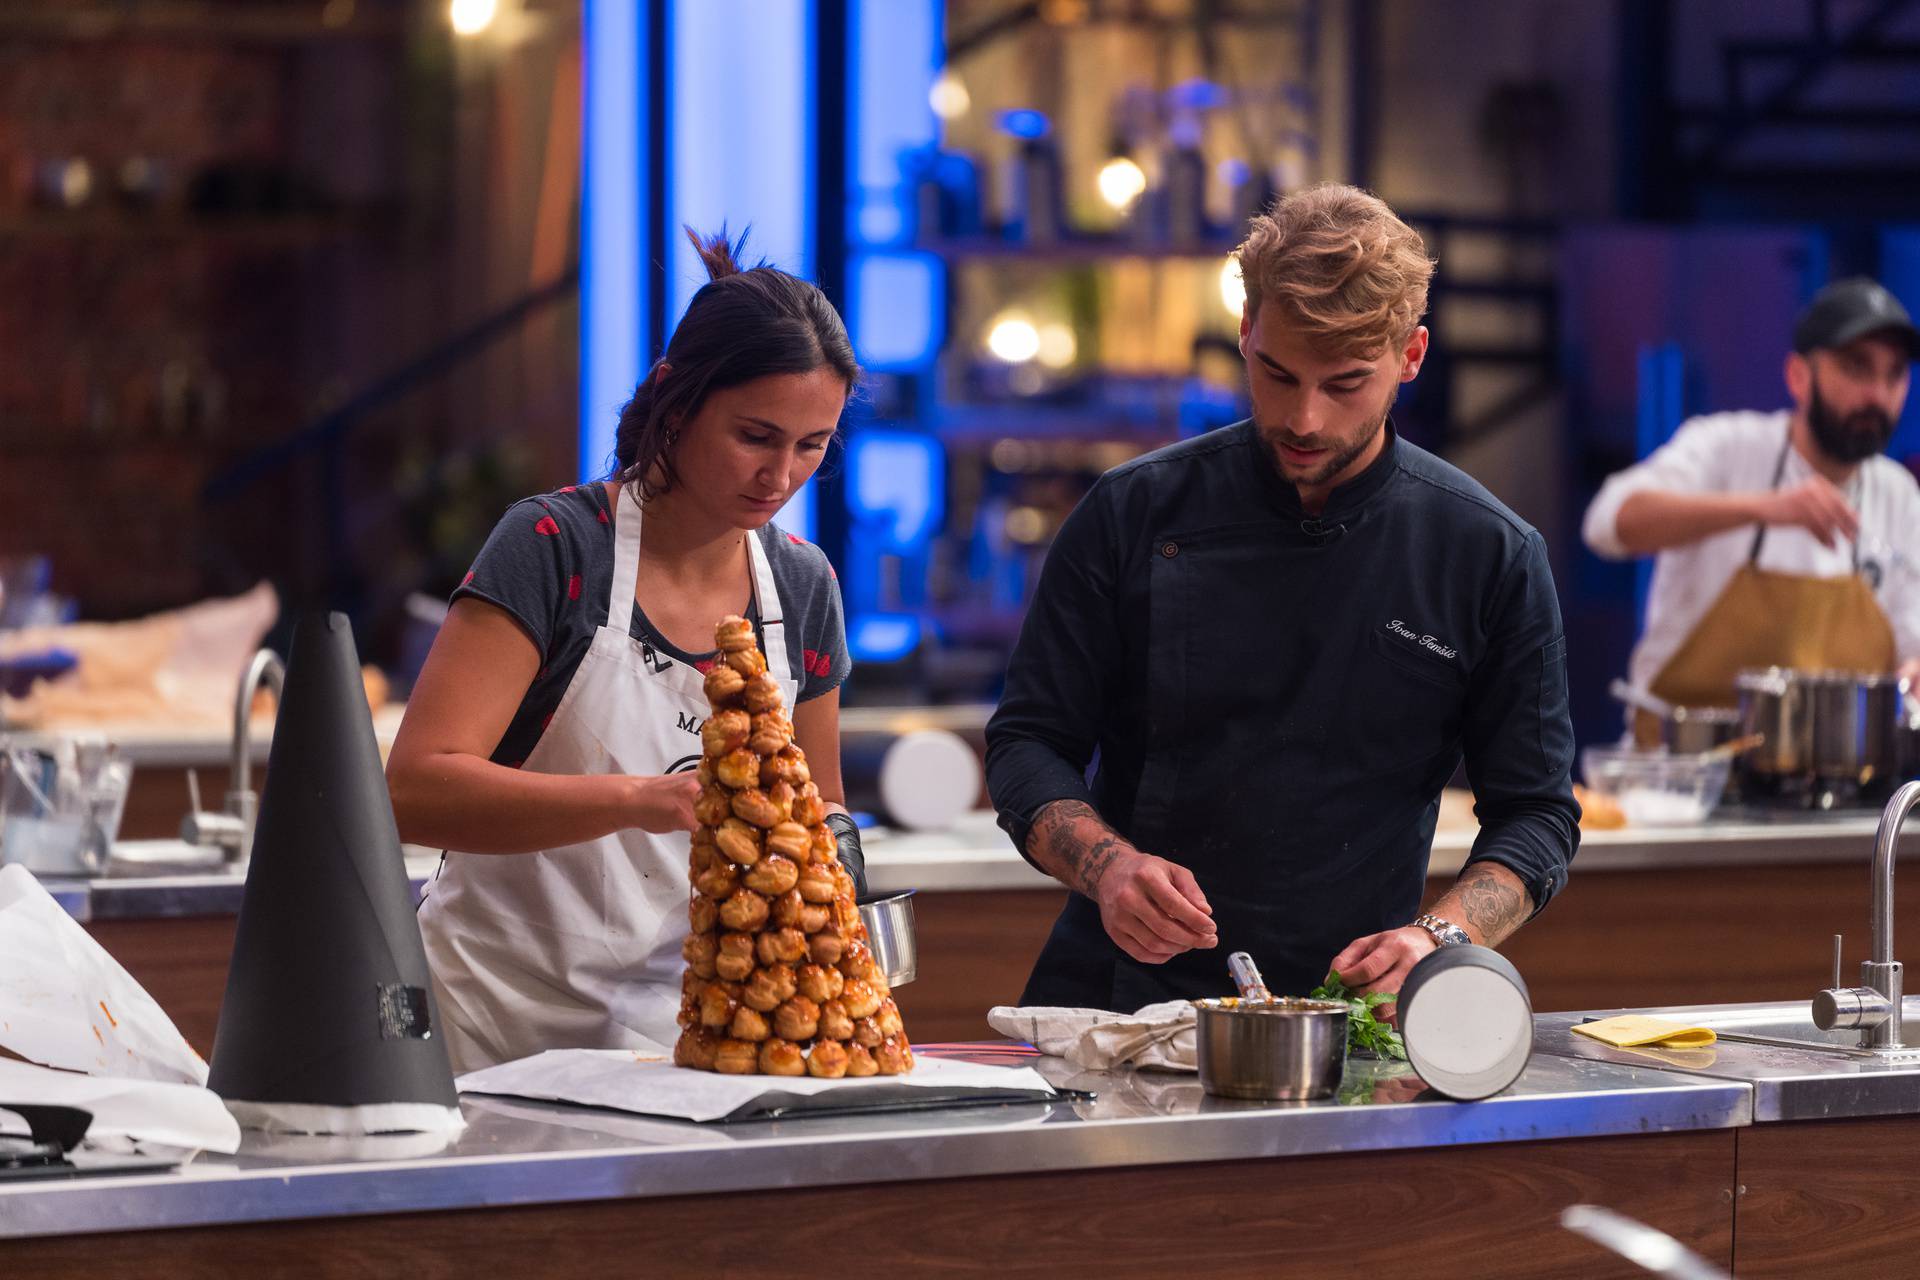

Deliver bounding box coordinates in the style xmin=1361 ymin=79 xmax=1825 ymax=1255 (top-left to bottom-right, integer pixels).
xmin=580 ymin=0 xmax=647 ymax=482
xmin=847 ymin=0 xmax=943 ymax=371
xmin=668 ymin=0 xmax=817 ymax=536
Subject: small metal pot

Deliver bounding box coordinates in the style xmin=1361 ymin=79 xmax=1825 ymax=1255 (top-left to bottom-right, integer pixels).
xmin=1193 ymin=997 xmax=1348 ymax=1101
xmin=857 ymin=890 xmax=917 ymax=986
xmin=1737 ymin=667 xmax=1814 ymax=779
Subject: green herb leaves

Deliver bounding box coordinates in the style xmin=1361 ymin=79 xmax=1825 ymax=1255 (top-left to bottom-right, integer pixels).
xmin=1310 ymin=970 xmax=1407 ymax=1060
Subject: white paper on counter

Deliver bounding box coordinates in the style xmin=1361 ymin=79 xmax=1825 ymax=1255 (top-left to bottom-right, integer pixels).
xmin=0 ymin=864 xmax=209 ymax=1085
xmin=457 ymin=1048 xmax=1057 ymax=1123
xmin=0 ymin=1057 xmax=240 ymax=1154
xmin=987 ymin=1001 xmax=1198 ymax=1072
xmin=223 ymin=1098 xmax=466 ymax=1138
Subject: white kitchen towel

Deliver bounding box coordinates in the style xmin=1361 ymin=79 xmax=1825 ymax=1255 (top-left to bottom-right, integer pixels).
xmin=0 ymin=864 xmax=209 ymax=1084
xmin=987 ymin=1001 xmax=1197 ymax=1072
xmin=0 ymin=1057 xmax=240 ymax=1154
xmin=457 ymin=1048 xmax=1057 ymax=1123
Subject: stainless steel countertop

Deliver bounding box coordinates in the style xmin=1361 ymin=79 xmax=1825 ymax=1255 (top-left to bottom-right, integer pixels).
xmin=0 ymin=1045 xmax=1747 ymax=1241
xmin=1536 ymin=999 xmax=1920 ymax=1122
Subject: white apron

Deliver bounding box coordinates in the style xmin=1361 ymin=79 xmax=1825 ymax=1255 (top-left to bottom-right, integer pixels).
xmin=418 ymin=487 xmax=797 ymax=1074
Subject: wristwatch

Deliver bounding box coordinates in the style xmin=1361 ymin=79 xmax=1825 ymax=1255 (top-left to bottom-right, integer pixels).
xmin=1412 ymin=913 xmax=1471 ymax=949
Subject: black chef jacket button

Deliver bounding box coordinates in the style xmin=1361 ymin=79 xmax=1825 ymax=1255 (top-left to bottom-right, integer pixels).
xmin=1161 ymin=542 xmax=1178 ymax=558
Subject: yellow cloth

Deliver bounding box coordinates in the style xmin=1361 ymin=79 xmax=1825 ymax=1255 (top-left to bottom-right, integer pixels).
xmin=1571 ymin=1015 xmax=1717 ymax=1049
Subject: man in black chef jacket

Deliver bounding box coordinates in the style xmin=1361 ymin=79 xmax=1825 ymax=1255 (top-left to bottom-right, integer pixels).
xmin=985 ymin=183 xmax=1580 ymax=1013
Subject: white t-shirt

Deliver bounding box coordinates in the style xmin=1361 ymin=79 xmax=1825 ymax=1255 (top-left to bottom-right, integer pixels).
xmin=1583 ymin=408 xmax=1920 ymax=692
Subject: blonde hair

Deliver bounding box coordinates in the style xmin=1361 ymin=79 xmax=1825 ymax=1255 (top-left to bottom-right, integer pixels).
xmin=1234 ymin=183 xmax=1434 ymax=358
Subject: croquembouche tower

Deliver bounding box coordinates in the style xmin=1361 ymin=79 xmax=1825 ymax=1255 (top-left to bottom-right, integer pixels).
xmin=674 ymin=615 xmax=912 ymax=1077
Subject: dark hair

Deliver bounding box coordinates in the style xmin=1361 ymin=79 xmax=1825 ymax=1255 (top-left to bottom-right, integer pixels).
xmin=610 ymin=226 xmax=860 ymax=496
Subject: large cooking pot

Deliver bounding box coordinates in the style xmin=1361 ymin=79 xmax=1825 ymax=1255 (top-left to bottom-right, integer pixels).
xmin=1808 ymin=671 xmax=1905 ymax=791
xmin=1736 ymin=667 xmax=1815 ymax=780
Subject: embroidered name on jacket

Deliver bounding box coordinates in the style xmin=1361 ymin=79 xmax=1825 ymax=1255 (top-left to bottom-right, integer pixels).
xmin=1386 ymin=619 xmax=1458 ymax=660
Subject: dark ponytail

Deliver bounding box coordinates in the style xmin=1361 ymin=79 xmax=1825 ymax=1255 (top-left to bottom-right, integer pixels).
xmin=610 ymin=226 xmax=859 ymax=496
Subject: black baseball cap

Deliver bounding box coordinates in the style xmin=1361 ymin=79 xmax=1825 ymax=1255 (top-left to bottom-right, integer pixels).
xmin=1792 ymin=276 xmax=1920 ymax=359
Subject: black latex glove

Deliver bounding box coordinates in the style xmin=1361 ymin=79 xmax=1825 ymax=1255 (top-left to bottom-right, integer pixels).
xmin=824 ymin=810 xmax=868 ymax=900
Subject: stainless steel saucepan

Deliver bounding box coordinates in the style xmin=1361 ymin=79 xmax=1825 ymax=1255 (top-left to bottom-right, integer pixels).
xmin=1193 ymin=951 xmax=1347 ymax=1101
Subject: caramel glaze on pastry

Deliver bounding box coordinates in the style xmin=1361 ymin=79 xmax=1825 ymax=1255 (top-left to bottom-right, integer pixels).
xmin=714 ymin=1038 xmax=758 ymax=1074
xmin=716 ymin=747 xmax=761 ymax=790
xmin=700 ymin=708 xmax=751 ymax=757
xmin=682 ymin=932 xmax=719 ymax=979
xmin=715 ymin=818 xmax=763 ymax=866
xmin=743 ymin=672 xmax=783 ymax=713
xmin=758 ymin=1038 xmax=806 ymax=1076
xmin=770 ymin=888 xmax=806 ymax=928
xmin=742 ymin=962 xmax=797 ymax=1012
xmin=755 ymin=926 xmax=809 ymax=966
xmin=817 ymin=998 xmax=854 ymax=1042
xmin=808 ymin=929 xmax=846 ymax=966
xmin=742 ymin=853 xmax=800 ymax=896
xmin=773 ymin=995 xmax=821 ymax=1042
xmin=796 ymin=962 xmax=844 ymax=1004
xmin=749 ymin=712 xmax=793 ymax=757
xmin=718 ymin=888 xmax=771 ymax=932
xmin=714 ymin=615 xmax=756 ymax=653
xmin=789 ymin=783 xmax=827 ymax=827
xmin=765 ymin=821 xmax=809 ymax=860
xmin=730 ymin=786 xmax=785 ymax=829
xmin=675 ymin=1029 xmax=721 ymax=1070
xmin=693 ymin=784 xmax=733 ymax=829
xmin=805 ymin=1038 xmax=849 ymax=1078
xmin=704 ymin=663 xmax=746 ymax=705
xmin=715 ymin=932 xmax=756 ymax=982
xmin=730 ymin=1005 xmax=772 ymax=1043
xmin=796 ymin=862 xmax=836 ymax=904
xmin=873 ymin=1037 xmax=914 ymax=1076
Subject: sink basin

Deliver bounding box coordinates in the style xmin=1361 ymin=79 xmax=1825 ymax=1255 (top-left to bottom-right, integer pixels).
xmin=1542 ymin=1000 xmax=1920 ymax=1121
xmin=1682 ymin=1008 xmax=1882 ymax=1056
xmin=1616 ymin=1000 xmax=1920 ymax=1060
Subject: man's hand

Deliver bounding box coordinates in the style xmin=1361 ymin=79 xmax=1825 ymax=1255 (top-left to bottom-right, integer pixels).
xmin=1327 ymin=927 xmax=1436 ymax=1024
xmin=1758 ymin=474 xmax=1860 ymax=549
xmin=1093 ymin=849 xmax=1218 ymax=964
xmin=1899 ymin=657 xmax=1920 ymax=686
xmin=1026 ymin=800 xmax=1217 ymax=964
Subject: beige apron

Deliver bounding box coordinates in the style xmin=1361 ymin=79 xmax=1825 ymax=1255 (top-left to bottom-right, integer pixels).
xmin=1634 ymin=427 xmax=1896 ymax=745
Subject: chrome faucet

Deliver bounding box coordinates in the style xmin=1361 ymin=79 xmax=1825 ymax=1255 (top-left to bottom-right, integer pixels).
xmin=1812 ymin=779 xmax=1920 ymax=1052
xmin=180 ymin=648 xmax=285 ymax=866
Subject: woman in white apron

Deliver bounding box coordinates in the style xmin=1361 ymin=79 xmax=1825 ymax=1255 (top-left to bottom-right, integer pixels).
xmin=388 ymin=230 xmax=864 ymax=1073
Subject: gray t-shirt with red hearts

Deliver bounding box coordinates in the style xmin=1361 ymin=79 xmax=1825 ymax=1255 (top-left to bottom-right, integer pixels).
xmin=453 ymin=482 xmax=851 ymax=767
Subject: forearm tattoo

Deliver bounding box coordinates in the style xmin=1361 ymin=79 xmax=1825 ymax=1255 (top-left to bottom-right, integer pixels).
xmin=1029 ymin=800 xmax=1127 ymax=898
xmin=1448 ymin=864 xmax=1532 ymax=947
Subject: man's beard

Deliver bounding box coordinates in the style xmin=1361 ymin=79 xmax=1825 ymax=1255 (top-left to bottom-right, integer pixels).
xmin=1259 ymin=384 xmax=1397 ymax=490
xmin=1807 ymin=374 xmax=1894 ymax=465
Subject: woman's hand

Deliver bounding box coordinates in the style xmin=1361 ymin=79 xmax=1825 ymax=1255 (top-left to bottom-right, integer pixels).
xmin=630 ymin=773 xmax=704 ymax=833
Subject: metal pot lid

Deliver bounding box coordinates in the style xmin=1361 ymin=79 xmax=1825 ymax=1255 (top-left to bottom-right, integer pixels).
xmin=1397 ymin=945 xmax=1533 ymax=1101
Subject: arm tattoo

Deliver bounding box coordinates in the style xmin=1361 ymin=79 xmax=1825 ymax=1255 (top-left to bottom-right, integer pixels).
xmin=1447 ymin=864 xmax=1532 ymax=947
xmin=1027 ymin=800 xmax=1129 ymax=899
